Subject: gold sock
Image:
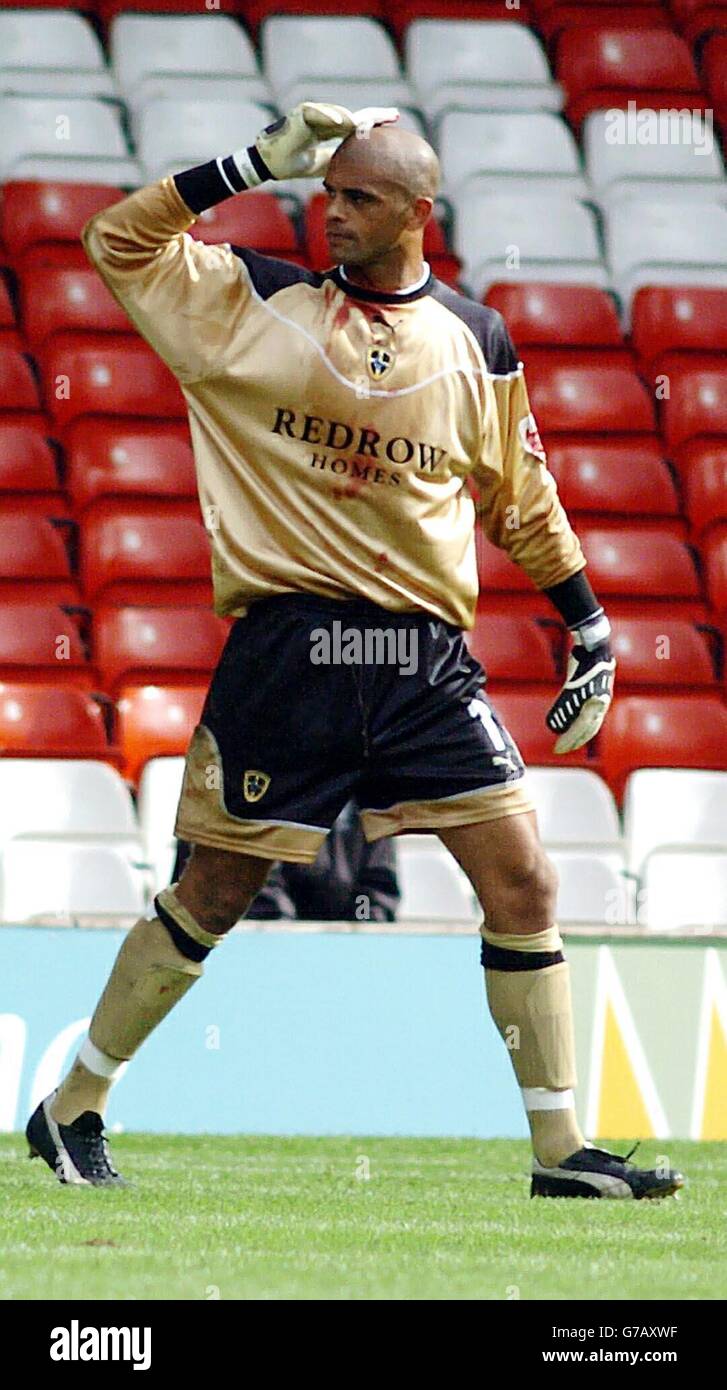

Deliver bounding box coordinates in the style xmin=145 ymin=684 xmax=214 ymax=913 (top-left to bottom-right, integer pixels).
xmin=52 ymin=899 xmax=219 ymax=1126
xmin=482 ymin=924 xmax=585 ymax=1167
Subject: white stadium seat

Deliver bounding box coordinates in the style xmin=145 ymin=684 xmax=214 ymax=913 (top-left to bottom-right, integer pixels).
xmin=277 ymin=79 xmax=416 ymax=120
xmin=0 ymin=96 xmax=140 ymax=184
xmin=137 ymin=756 xmax=186 ymax=895
xmin=549 ymin=850 xmax=631 ymax=924
xmin=605 ymin=199 xmax=727 ymax=312
xmin=623 ymin=769 xmax=727 ymax=877
xmin=406 ymin=20 xmax=562 ymax=120
xmin=0 ymin=9 xmax=114 ymax=98
xmin=439 ymin=112 xmax=587 ymax=197
xmin=396 ymin=835 xmax=479 ymax=922
xmin=526 ymin=768 xmax=621 ymax=848
xmin=137 ymin=98 xmax=271 ymax=183
xmin=127 ymin=79 xmax=273 ymax=142
xmin=262 ymin=16 xmax=404 ymax=107
xmin=0 ymin=760 xmax=140 ymax=848
xmin=641 ymin=851 xmax=727 ymax=930
xmin=0 ymin=841 xmax=147 ymax=921
xmin=111 ymin=14 xmax=260 ymax=95
xmin=453 ymin=193 xmax=608 ymax=299
xmin=583 ymin=110 xmax=725 ymax=202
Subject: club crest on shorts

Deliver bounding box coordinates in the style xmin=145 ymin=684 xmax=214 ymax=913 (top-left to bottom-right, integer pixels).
xmin=367 ymin=344 xmax=396 ymax=381
xmin=243 ymin=770 xmax=270 ymax=803
xmin=518 ymin=412 xmax=547 ymax=462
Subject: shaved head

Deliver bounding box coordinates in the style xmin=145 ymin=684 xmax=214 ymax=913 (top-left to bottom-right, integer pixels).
xmin=330 ymin=123 xmax=440 ymax=201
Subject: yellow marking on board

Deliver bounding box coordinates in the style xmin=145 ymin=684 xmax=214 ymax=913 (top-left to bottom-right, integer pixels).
xmin=597 ymin=1001 xmax=655 ymax=1139
xmin=700 ymin=1006 xmax=727 ymax=1140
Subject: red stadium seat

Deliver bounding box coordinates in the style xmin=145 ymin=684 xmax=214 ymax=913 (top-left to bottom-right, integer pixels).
xmin=660 ymin=359 xmax=727 ymax=450
xmin=20 ymin=267 xmax=130 ymax=350
xmin=703 ymin=525 xmax=727 ymax=614
xmin=600 ymin=694 xmax=727 ymax=799
xmin=0 ymin=603 xmax=92 ymax=686
xmin=38 ymin=333 xmax=185 ymax=432
xmin=609 ymin=616 xmax=717 ymax=690
xmin=80 ymin=502 xmax=212 ymax=605
xmin=524 ymin=352 xmax=656 ymax=435
xmin=578 ymin=527 xmax=705 ymax=618
xmin=116 ymin=681 xmax=206 ymax=783
xmin=191 ymin=192 xmax=301 ymax=260
xmin=304 ymin=193 xmax=461 ymax=281
xmin=242 ymin=1 xmax=386 ymax=34
xmin=0 ymin=344 xmax=43 ymax=414
xmin=0 ymin=277 xmax=18 ymax=344
xmin=0 ymin=424 xmax=63 ymax=514
xmin=0 ymin=683 xmax=114 ymax=759
xmin=534 ymin=3 xmax=671 ymax=48
xmin=486 ymin=284 xmax=623 ymax=348
xmin=557 ymin=28 xmax=703 ymax=129
xmin=466 ymin=614 xmax=560 ymax=687
xmin=546 ymin=440 xmax=681 ymax=527
xmin=669 ymin=0 xmax=727 ymax=45
xmin=631 ymin=288 xmax=727 ymax=378
xmin=0 ymin=182 xmax=124 ymax=267
xmin=485 ymin=687 xmax=593 ymax=767
xmin=388 ymin=1 xmax=532 ymax=41
xmin=94 ymin=606 xmax=228 ymax=694
xmin=475 ymin=532 xmax=555 ymax=618
xmin=66 ymin=419 xmax=196 ymax=513
xmin=0 ymin=514 xmax=79 ymax=604
xmin=703 ymin=34 xmax=727 ymax=125
xmin=683 ymin=445 xmax=727 ymax=538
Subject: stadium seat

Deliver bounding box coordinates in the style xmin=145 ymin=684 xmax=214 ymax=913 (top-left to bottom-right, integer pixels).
xmin=703 ymin=35 xmax=727 ymax=128
xmin=600 ymin=695 xmax=727 ymax=799
xmin=405 ymin=20 xmax=561 ymax=120
xmin=485 ymin=284 xmax=623 ymax=348
xmin=0 ymin=424 xmax=63 ymax=513
xmin=0 ymin=9 xmax=114 ymax=99
xmin=466 ymin=614 xmax=559 ymax=686
xmin=670 ymin=0 xmax=727 ymax=45
xmin=20 ymin=267 xmax=130 ymax=350
xmin=0 ymin=840 xmax=147 ymax=920
xmin=0 ymin=277 xmax=18 ymax=343
xmin=192 ymin=193 xmax=302 ymax=264
xmin=440 ymin=112 xmax=587 ymax=197
xmin=0 ymin=514 xmax=78 ymax=604
xmin=261 ymin=17 xmax=403 ymax=107
xmin=546 ymin=441 xmax=680 ymax=526
xmin=0 ymin=756 xmax=139 ymax=847
xmin=0 ymin=181 xmax=124 ymax=268
xmin=524 ymin=355 xmax=655 ymax=435
xmin=0 ymin=602 xmax=91 ymax=686
xmin=304 ymin=193 xmax=460 ymax=281
xmin=94 ymin=606 xmax=228 ymax=694
xmin=557 ymin=28 xmax=703 ymax=129
xmin=548 ymin=849 xmax=630 ymax=923
xmin=274 ymin=76 xmax=416 ymax=119
xmin=137 ymin=754 xmax=185 ymax=893
xmin=395 ymin=834 xmax=479 ymax=922
xmin=0 ymin=683 xmax=113 ymax=758
xmin=95 ymin=0 xmax=242 ymax=28
xmin=703 ymin=526 xmax=727 ymax=615
xmin=66 ymin=419 xmax=196 ymax=513
xmin=641 ymin=849 xmax=727 ymax=930
xmin=683 ymin=446 xmax=727 ymax=538
xmin=136 ymin=98 xmax=270 ymax=185
xmin=584 ymin=110 xmax=725 ymax=204
xmin=38 ymin=333 xmax=185 ymax=432
xmin=485 ymin=688 xmax=593 ymax=766
xmin=631 ymin=288 xmax=727 ymax=377
xmin=0 ymin=96 xmax=141 ymax=186
xmin=577 ymin=527 xmax=704 ymax=616
xmin=453 ymin=196 xmax=606 ymax=299
xmin=110 ymin=14 xmax=261 ymax=95
xmin=623 ymin=767 xmax=727 ymax=874
xmin=609 ymin=616 xmax=717 ymax=691
xmin=535 ymin=4 xmax=673 ymax=49
xmin=526 ymin=766 xmax=621 ymax=846
xmin=80 ymin=503 xmax=212 ymax=605
xmin=660 ymin=360 xmax=727 ymax=450
xmin=116 ymin=682 xmax=206 ymax=782
xmin=241 ymin=0 xmax=387 ymax=35
xmin=0 ymin=343 xmax=43 ymax=415
xmin=605 ymin=202 xmax=727 ymax=312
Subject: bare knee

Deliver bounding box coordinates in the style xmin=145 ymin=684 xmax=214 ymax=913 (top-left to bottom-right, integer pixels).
xmin=490 ymin=848 xmax=558 ymax=934
xmin=174 ymin=844 xmax=271 ymax=935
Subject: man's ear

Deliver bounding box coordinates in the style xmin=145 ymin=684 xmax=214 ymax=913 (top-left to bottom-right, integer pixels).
xmin=409 ymin=195 xmax=434 ymax=232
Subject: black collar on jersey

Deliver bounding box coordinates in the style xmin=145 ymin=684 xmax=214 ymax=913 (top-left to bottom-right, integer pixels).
xmin=330 ymin=265 xmax=434 ymax=305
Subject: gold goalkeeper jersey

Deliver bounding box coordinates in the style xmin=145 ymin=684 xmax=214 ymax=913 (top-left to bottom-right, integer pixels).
xmin=82 ymin=176 xmax=585 ymax=628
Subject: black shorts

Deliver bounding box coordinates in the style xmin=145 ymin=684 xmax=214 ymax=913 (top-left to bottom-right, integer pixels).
xmin=175 ymin=593 xmax=534 ymax=862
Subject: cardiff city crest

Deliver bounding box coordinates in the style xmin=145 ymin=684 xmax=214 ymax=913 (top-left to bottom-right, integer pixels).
xmin=367 ymin=344 xmax=396 ymax=381
xmin=243 ymin=770 xmax=271 ymax=803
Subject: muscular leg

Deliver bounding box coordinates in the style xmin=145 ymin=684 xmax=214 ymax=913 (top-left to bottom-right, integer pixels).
xmin=51 ymin=846 xmax=270 ymax=1124
xmin=439 ymin=812 xmax=584 ymax=1166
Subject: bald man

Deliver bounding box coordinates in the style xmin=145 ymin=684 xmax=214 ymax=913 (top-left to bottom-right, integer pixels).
xmin=27 ymin=104 xmax=682 ymax=1202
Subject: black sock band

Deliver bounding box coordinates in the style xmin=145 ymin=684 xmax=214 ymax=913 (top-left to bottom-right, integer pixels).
xmin=481 ymin=940 xmax=564 ymax=971
xmin=154 ymin=894 xmax=212 ymax=963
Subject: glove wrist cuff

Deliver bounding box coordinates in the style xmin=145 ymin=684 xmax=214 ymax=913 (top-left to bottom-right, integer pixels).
xmin=231 ymin=144 xmax=272 ymax=189
xmin=569 ymin=611 xmax=611 ymax=652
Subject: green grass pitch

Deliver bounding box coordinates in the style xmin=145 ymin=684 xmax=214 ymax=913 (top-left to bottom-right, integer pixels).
xmin=1 ymin=1136 xmax=725 ymax=1301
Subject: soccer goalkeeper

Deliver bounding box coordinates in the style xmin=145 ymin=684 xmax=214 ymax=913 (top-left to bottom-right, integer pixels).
xmin=27 ymin=103 xmax=682 ymax=1200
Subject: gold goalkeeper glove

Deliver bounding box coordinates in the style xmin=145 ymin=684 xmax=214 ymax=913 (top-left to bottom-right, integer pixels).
xmin=232 ymin=101 xmax=399 ymax=187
